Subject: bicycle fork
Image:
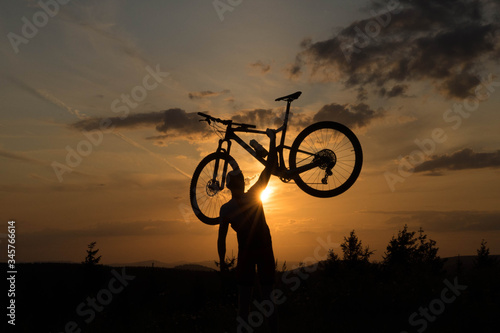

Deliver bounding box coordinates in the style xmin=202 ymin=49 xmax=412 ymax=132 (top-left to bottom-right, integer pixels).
xmin=212 ymin=133 xmax=270 ymax=191
xmin=209 ymin=140 xmax=232 ymax=192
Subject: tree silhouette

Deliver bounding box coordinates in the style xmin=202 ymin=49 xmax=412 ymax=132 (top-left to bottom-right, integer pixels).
xmin=327 ymin=249 xmax=340 ymax=263
xmin=340 ymin=230 xmax=373 ymax=263
xmin=383 ymin=225 xmax=416 ymax=266
xmin=383 ymin=225 xmax=442 ymax=271
xmin=82 ymin=241 xmax=102 ymax=266
xmin=474 ymin=239 xmax=496 ymax=268
xmin=323 ymin=230 xmax=373 ymax=275
xmin=323 ymin=248 xmax=341 ymax=274
xmin=415 ymin=227 xmax=442 ymax=269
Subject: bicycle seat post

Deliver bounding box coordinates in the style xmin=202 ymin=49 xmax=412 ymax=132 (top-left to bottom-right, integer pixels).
xmin=279 ymin=98 xmax=293 ymax=147
xmin=274 ymin=91 xmax=301 ymax=149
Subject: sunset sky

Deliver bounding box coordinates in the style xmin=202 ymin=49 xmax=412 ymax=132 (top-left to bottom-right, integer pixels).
xmin=1 ymin=0 xmax=499 ymax=265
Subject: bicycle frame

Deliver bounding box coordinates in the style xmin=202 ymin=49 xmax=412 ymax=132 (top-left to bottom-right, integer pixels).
xmin=211 ymin=98 xmax=319 ymax=190
xmin=192 ymin=90 xmax=363 ymax=224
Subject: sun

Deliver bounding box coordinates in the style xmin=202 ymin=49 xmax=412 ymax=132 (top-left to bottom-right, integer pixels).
xmin=260 ymin=186 xmax=272 ymax=202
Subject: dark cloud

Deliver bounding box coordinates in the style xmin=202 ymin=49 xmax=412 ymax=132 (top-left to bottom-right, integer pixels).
xmin=72 ymin=110 xmax=165 ymax=131
xmin=414 ymin=148 xmax=500 ymax=173
xmin=231 ymin=109 xmax=284 ymax=128
xmin=288 ymin=0 xmax=500 ymax=99
xmin=71 ymin=108 xmax=287 ymax=144
xmin=378 ymin=84 xmax=409 ymax=98
xmin=356 ymin=86 xmax=368 ymax=101
xmin=249 ymin=60 xmax=271 ymax=74
xmin=231 ymin=102 xmax=383 ymax=130
xmin=379 ymin=210 xmax=500 ymax=232
xmin=70 ymin=101 xmax=382 ymax=146
xmin=188 ymin=89 xmax=230 ymax=99
xmin=154 ymin=108 xmax=207 ymax=135
xmin=286 ymin=55 xmax=304 ymax=79
xmin=71 ymin=108 xmax=209 ymax=140
xmin=312 ymin=102 xmax=385 ymax=128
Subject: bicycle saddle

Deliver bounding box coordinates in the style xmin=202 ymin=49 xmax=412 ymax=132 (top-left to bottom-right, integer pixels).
xmin=275 ymin=91 xmax=302 ymax=102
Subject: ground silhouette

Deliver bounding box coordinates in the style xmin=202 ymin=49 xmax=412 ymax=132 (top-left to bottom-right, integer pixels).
xmin=5 ymin=251 xmax=499 ymax=332
xmin=5 ymin=227 xmax=499 ymax=333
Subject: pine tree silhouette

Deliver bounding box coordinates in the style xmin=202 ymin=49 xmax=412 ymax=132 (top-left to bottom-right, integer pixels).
xmin=383 ymin=225 xmax=442 ymax=271
xmin=340 ymin=230 xmax=373 ymax=263
xmin=474 ymin=239 xmax=496 ymax=268
xmin=82 ymin=241 xmax=102 ymax=266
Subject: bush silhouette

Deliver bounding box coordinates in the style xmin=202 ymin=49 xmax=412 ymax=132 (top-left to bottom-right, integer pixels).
xmin=214 ymin=253 xmax=236 ymax=272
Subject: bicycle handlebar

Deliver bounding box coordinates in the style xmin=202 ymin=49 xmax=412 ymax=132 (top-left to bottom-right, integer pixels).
xmin=197 ymin=112 xmax=256 ymax=129
xmin=198 ymin=112 xmax=227 ymax=124
xmin=198 ymin=92 xmax=300 ymax=128
xmin=197 ymin=89 xmax=301 ymax=131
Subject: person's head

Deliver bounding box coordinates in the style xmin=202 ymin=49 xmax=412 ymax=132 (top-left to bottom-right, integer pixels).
xmin=226 ymin=169 xmax=245 ymax=195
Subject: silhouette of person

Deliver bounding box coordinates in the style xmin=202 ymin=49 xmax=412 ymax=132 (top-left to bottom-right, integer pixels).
xmin=218 ymin=128 xmax=278 ymax=332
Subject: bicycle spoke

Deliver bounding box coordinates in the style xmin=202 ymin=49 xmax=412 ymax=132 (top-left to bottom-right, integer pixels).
xmin=296 ymin=155 xmax=313 ymax=166
xmin=191 ymin=154 xmax=235 ymax=222
xmin=334 ymin=162 xmax=352 ymax=175
xmin=294 ymin=125 xmax=359 ymax=192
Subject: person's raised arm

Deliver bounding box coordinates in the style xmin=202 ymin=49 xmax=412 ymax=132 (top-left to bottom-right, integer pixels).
xmin=251 ymin=129 xmax=277 ymax=192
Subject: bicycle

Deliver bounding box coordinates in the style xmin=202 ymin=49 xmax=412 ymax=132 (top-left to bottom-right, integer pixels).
xmin=190 ymin=91 xmax=363 ymax=225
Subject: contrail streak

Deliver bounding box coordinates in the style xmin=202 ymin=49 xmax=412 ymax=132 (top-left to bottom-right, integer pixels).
xmin=112 ymin=131 xmax=191 ymax=179
xmin=11 ymin=78 xmax=191 ymax=180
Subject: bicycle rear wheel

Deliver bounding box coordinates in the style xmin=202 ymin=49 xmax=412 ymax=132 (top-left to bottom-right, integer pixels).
xmin=190 ymin=152 xmax=238 ymax=225
xmin=289 ymin=121 xmax=362 ymax=198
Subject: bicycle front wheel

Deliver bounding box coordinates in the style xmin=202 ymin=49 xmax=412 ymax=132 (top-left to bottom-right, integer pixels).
xmin=289 ymin=121 xmax=363 ymax=198
xmin=190 ymin=152 xmax=238 ymax=225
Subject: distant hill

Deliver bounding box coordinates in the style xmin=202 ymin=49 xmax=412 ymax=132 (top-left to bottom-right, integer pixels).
xmin=443 ymin=254 xmax=500 ymax=273
xmin=174 ymin=264 xmax=215 ymax=271
xmin=109 ymin=259 xmax=174 ymax=268
xmin=108 ymin=260 xmax=219 ymax=270
xmin=15 ymin=256 xmax=499 ymax=272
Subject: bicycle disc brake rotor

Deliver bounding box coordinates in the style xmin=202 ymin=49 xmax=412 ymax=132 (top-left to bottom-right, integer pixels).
xmin=206 ymin=179 xmax=220 ymax=197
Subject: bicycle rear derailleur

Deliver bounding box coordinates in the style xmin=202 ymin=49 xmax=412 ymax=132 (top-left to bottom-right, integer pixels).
xmin=313 ymin=149 xmax=336 ymax=185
